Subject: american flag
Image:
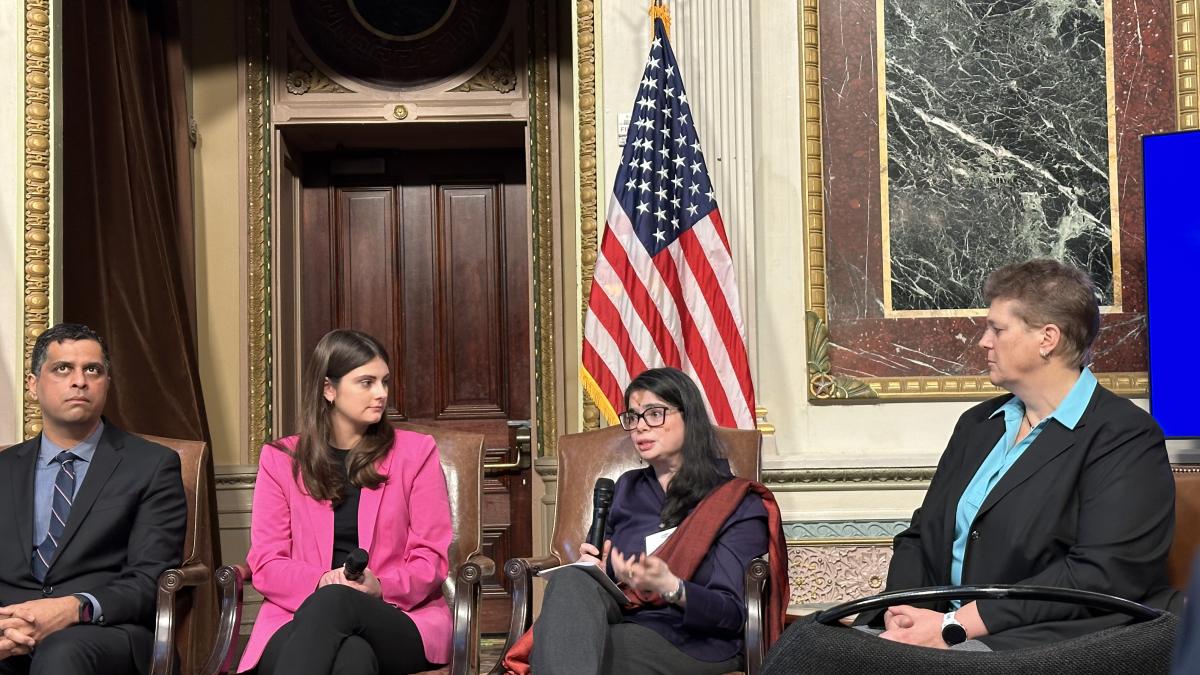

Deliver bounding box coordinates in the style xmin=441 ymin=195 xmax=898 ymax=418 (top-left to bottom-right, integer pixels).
xmin=581 ymin=17 xmax=756 ymax=429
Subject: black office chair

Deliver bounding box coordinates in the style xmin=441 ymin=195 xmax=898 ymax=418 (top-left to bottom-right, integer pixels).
xmin=761 ymin=585 xmax=1178 ymax=675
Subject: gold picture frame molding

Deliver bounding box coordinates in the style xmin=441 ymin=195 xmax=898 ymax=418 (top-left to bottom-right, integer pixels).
xmin=798 ymin=0 xmax=1196 ymax=402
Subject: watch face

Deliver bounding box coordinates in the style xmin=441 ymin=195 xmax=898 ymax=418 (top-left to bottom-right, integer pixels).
xmin=941 ymin=623 xmax=967 ymax=646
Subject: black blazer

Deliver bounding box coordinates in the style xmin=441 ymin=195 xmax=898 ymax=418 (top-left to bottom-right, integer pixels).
xmin=868 ymin=384 xmax=1180 ymax=649
xmin=0 ymin=423 xmax=187 ymax=673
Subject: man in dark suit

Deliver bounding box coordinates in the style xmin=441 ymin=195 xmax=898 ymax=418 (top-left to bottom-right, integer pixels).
xmin=0 ymin=323 xmax=187 ymax=675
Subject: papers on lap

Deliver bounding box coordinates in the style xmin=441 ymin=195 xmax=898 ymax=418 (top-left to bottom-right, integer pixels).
xmin=538 ymin=560 xmax=629 ymax=606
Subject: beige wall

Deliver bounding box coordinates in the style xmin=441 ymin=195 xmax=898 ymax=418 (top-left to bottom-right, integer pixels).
xmin=190 ymin=0 xmax=248 ymax=467
xmin=0 ymin=0 xmax=26 ymax=444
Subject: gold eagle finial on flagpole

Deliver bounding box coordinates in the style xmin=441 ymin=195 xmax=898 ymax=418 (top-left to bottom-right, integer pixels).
xmin=649 ymin=0 xmax=671 ymax=40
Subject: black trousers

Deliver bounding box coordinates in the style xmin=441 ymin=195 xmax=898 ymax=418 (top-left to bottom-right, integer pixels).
xmin=530 ymin=566 xmax=741 ymax=675
xmin=0 ymin=625 xmax=137 ymax=675
xmin=252 ymin=585 xmax=437 ymax=675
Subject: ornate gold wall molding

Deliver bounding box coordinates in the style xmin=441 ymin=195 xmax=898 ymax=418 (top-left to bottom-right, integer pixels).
xmin=799 ymin=0 xmax=827 ymax=325
xmin=22 ymin=0 xmax=52 ymax=439
xmin=577 ymin=0 xmax=601 ymax=433
xmin=531 ymin=0 xmax=557 ymax=457
xmin=246 ymin=0 xmax=272 ymax=462
xmin=1179 ymin=0 xmax=1200 ymax=129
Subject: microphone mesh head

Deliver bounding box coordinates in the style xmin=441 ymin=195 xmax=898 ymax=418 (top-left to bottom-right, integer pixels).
xmin=594 ymin=477 xmax=615 ymax=507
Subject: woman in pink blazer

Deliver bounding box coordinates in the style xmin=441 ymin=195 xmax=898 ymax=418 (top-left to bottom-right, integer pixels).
xmin=238 ymin=329 xmax=453 ymax=674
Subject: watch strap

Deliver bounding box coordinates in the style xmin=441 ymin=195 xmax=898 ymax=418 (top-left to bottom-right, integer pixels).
xmin=72 ymin=593 xmax=93 ymax=624
xmin=940 ymin=610 xmax=967 ymax=646
xmin=662 ymin=579 xmax=684 ymax=604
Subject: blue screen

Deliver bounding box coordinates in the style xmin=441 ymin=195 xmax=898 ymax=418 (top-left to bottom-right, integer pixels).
xmin=1144 ymin=129 xmax=1200 ymax=439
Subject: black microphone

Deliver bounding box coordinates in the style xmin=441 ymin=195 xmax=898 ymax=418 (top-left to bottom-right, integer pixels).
xmin=585 ymin=478 xmax=616 ymax=551
xmin=343 ymin=547 xmax=369 ymax=582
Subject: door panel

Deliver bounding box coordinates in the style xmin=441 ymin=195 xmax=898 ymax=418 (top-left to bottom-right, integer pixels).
xmin=301 ymin=149 xmax=531 ymax=633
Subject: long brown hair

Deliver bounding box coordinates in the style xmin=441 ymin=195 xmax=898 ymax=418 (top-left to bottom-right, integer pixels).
xmin=272 ymin=329 xmax=394 ymax=502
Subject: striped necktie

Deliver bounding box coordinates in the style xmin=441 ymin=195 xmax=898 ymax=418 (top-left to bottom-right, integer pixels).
xmin=31 ymin=450 xmax=80 ymax=582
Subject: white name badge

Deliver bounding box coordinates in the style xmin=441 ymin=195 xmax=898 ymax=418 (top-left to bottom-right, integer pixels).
xmin=645 ymin=527 xmax=678 ymax=556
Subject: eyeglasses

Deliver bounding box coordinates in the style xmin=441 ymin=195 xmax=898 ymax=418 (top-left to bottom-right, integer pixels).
xmin=618 ymin=406 xmax=678 ymax=430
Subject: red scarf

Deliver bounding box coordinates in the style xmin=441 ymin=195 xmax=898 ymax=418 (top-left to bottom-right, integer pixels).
xmin=501 ymin=478 xmax=788 ymax=674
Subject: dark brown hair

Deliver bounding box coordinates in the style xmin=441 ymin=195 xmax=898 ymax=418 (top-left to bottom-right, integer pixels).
xmin=983 ymin=259 xmax=1100 ymax=369
xmin=623 ymin=367 xmax=731 ymax=528
xmin=272 ymin=329 xmax=394 ymax=503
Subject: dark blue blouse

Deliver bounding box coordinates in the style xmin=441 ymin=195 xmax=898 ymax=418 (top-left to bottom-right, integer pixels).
xmin=604 ymin=465 xmax=768 ymax=663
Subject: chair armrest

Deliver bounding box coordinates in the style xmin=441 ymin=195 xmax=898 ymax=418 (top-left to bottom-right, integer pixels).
xmin=150 ymin=561 xmax=212 ymax=675
xmin=449 ymin=553 xmax=496 ymax=675
xmin=743 ymin=557 xmax=770 ymax=675
xmin=197 ymin=564 xmax=248 ymax=675
xmin=486 ymin=555 xmax=562 ymax=675
xmin=814 ymin=584 xmax=1163 ymax=626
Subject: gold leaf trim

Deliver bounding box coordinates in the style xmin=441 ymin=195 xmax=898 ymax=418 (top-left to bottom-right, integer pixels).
xmin=578 ymin=0 xmax=601 ymax=432
xmin=23 ymin=0 xmax=52 ymax=439
xmin=1178 ymin=0 xmax=1200 ymax=129
xmin=531 ymin=0 xmax=557 ymax=456
xmin=247 ymin=0 xmax=271 ymax=462
xmin=800 ymin=0 xmax=827 ymax=324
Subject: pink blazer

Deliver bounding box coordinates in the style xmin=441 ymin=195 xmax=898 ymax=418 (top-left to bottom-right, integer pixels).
xmin=237 ymin=429 xmax=453 ymax=671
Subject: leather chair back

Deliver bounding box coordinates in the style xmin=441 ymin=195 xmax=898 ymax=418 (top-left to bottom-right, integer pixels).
xmin=138 ymin=434 xmax=210 ymax=566
xmin=549 ymin=424 xmax=761 ymax=565
xmin=1169 ymin=467 xmax=1200 ymax=589
xmin=395 ymin=423 xmax=485 ymax=603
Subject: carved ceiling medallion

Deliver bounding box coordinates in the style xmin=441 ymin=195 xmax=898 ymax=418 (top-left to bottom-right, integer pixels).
xmin=290 ymin=0 xmax=510 ymax=89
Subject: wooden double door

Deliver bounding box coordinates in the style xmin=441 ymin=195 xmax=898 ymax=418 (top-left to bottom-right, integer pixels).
xmin=299 ymin=148 xmax=531 ymax=632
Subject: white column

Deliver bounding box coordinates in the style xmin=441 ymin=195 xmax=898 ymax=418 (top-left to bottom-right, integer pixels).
xmin=671 ymin=2 xmax=759 ymax=376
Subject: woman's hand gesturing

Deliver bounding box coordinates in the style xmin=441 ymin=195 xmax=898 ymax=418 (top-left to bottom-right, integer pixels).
xmin=611 ymin=547 xmax=680 ymax=598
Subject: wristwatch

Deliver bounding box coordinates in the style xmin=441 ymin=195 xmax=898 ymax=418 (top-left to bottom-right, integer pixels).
xmin=72 ymin=593 xmax=94 ymax=624
xmin=662 ymin=579 xmax=685 ymax=604
xmin=941 ymin=610 xmax=967 ymax=646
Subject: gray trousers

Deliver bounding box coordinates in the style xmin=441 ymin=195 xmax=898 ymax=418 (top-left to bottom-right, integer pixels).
xmin=530 ymin=566 xmax=741 ymax=675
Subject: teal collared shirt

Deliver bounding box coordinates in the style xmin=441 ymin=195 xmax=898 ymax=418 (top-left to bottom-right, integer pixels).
xmin=949 ymin=368 xmax=1098 ymax=589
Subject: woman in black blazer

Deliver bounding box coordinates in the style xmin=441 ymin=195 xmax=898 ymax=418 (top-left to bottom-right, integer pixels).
xmin=864 ymin=259 xmax=1180 ymax=650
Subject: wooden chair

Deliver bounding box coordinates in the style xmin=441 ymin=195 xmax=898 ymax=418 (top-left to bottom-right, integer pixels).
xmin=491 ymin=424 xmax=771 ymax=675
xmin=203 ymin=425 xmax=494 ymax=675
xmin=141 ymin=434 xmax=221 ymax=675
